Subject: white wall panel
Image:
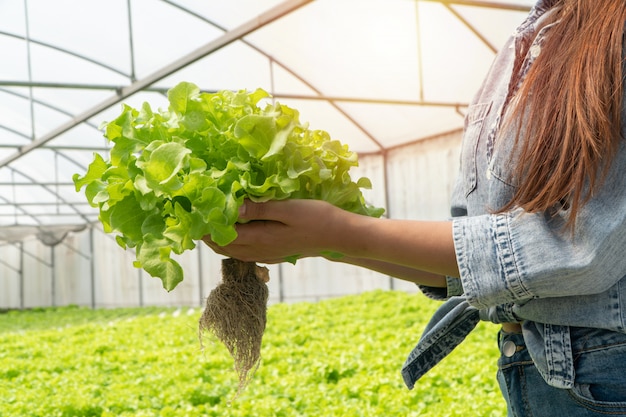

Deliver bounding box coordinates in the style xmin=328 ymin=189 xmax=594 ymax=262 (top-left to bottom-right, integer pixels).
xmin=22 ymin=240 xmax=52 ymax=308
xmin=91 ymin=229 xmax=142 ymax=307
xmin=0 ymin=244 xmax=22 ymax=309
xmin=53 ymin=232 xmax=93 ymax=307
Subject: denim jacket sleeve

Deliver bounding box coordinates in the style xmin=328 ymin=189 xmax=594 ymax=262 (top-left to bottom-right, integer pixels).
xmin=454 ymin=138 xmax=626 ymax=310
xmin=418 ymin=276 xmax=464 ymax=301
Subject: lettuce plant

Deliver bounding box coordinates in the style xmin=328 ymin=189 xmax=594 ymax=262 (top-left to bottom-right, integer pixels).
xmin=74 ymin=82 xmax=384 ymax=291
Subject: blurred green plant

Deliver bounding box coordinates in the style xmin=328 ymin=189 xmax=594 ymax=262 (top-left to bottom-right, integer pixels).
xmin=0 ymin=290 xmax=505 ymax=417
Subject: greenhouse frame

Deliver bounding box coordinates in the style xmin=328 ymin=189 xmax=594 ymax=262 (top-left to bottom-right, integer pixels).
xmin=0 ymin=0 xmax=533 ymax=309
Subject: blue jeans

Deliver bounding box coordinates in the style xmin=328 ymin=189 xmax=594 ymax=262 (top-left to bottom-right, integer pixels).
xmin=497 ymin=328 xmax=626 ymax=416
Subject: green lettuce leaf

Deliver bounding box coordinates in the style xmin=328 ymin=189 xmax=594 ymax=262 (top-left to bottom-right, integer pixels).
xmin=74 ymin=81 xmax=384 ymax=291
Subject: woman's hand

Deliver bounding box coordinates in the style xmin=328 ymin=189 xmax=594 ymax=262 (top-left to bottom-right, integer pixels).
xmin=202 ymin=198 xmax=459 ymax=281
xmin=202 ymin=199 xmax=349 ymax=264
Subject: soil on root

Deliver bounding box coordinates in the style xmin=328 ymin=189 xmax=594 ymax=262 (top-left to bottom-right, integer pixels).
xmin=199 ymin=258 xmax=270 ymax=398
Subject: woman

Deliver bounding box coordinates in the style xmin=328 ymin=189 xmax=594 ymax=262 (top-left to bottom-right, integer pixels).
xmin=204 ymin=1 xmax=626 ymax=415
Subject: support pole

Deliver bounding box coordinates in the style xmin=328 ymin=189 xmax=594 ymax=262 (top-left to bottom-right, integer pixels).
xmin=89 ymin=227 xmax=96 ymax=309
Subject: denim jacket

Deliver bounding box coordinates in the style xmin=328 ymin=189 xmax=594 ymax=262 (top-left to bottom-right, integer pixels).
xmin=403 ymin=0 xmax=626 ymax=390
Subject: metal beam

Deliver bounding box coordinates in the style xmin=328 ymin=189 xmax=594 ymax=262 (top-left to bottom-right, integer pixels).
xmin=267 ymin=93 xmax=469 ymax=108
xmin=0 ymin=30 xmax=130 ymax=78
xmin=443 ymin=4 xmax=498 ymax=53
xmin=420 ymin=0 xmax=531 ymax=11
xmin=0 ymin=0 xmax=314 ymax=168
xmin=0 ymin=81 xmax=469 ymax=108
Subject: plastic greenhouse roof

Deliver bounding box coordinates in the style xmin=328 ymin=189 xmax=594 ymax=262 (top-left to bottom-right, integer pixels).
xmin=0 ymin=0 xmax=533 ymax=237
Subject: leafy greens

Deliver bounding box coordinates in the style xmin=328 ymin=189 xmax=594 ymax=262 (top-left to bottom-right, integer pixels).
xmin=74 ymin=82 xmax=384 ymax=291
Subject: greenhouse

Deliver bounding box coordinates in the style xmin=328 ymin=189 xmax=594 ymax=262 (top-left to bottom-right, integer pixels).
xmin=0 ymin=1 xmax=556 ymax=416
xmin=0 ymin=0 xmax=533 ymax=310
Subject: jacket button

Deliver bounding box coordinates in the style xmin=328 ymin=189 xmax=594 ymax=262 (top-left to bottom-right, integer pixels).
xmin=502 ymin=340 xmax=517 ymax=357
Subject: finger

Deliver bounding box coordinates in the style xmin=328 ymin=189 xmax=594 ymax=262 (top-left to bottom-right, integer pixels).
xmin=201 ymin=235 xmax=218 ymax=248
xmin=239 ymin=199 xmax=295 ymax=223
xmin=201 ymin=235 xmax=232 ymax=256
xmin=231 ymin=220 xmax=291 ymax=248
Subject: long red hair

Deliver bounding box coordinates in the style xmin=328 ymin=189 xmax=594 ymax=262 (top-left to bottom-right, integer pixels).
xmin=500 ymin=0 xmax=626 ymax=227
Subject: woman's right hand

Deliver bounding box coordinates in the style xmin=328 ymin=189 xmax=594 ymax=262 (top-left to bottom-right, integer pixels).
xmin=202 ymin=198 xmax=459 ymax=281
xmin=202 ymin=199 xmax=350 ymax=264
